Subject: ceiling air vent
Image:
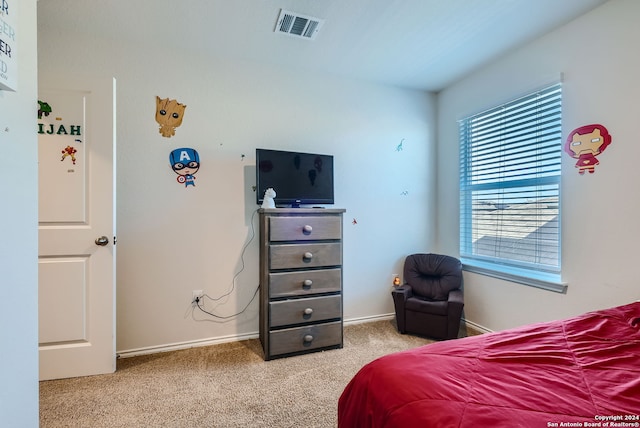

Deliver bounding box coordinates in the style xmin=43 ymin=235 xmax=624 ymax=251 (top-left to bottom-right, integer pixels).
xmin=274 ymin=9 xmax=324 ymax=40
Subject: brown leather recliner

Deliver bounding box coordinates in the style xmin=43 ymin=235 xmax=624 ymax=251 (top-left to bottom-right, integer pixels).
xmin=392 ymin=253 xmax=464 ymax=340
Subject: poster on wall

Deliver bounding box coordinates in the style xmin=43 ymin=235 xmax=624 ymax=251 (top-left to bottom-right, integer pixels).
xmin=169 ymin=148 xmax=200 ymax=188
xmin=564 ymin=124 xmax=612 ymax=175
xmin=37 ymin=90 xmax=86 ymax=222
xmin=0 ymin=0 xmax=17 ymax=91
xmin=156 ymin=96 xmax=186 ymax=137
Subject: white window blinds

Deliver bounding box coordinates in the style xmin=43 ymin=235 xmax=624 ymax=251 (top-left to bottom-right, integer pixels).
xmin=459 ymin=83 xmax=562 ymax=280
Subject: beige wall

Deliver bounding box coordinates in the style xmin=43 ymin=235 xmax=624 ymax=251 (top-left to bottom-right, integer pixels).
xmin=0 ymin=0 xmax=39 ymax=424
xmin=35 ymin=1 xmax=630 ymax=356
xmin=37 ymin=2 xmax=436 ymax=353
xmin=437 ymin=0 xmax=640 ymax=331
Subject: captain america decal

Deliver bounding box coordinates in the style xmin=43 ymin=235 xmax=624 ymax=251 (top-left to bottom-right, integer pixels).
xmin=169 ymin=148 xmax=200 ymax=188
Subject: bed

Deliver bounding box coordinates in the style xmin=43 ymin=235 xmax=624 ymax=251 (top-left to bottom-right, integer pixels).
xmin=338 ymin=302 xmax=640 ymax=427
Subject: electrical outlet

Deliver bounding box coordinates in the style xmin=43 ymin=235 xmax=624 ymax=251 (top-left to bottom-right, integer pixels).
xmin=192 ymin=290 xmax=203 ymax=304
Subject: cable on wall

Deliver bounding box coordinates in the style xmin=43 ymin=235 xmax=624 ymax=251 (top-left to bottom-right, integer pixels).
xmin=194 ymin=285 xmax=259 ymax=320
xmin=193 ymin=209 xmax=259 ymax=320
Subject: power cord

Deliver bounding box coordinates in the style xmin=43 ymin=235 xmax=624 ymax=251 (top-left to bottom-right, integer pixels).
xmin=192 ymin=209 xmax=259 ymax=320
xmin=194 ymin=285 xmax=259 ymax=319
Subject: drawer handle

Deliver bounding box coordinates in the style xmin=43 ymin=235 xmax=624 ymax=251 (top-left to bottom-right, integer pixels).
xmin=304 ymin=308 xmax=314 ymax=315
xmin=303 ymin=225 xmax=313 ymax=234
xmin=303 ymin=252 xmax=313 ymax=260
xmin=303 ymin=334 xmax=314 ymax=343
xmin=303 ymin=279 xmax=313 ymax=288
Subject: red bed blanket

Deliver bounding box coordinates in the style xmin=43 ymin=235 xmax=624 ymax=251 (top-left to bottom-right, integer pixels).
xmin=338 ymin=302 xmax=640 ymax=428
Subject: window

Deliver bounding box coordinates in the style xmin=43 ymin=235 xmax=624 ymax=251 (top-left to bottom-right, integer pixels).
xmin=458 ymin=83 xmax=565 ymax=292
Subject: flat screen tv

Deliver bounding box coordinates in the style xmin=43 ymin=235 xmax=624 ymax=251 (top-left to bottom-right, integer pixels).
xmin=256 ymin=148 xmax=334 ymax=207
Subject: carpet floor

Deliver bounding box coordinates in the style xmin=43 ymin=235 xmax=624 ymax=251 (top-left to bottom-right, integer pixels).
xmin=40 ymin=320 xmax=439 ymax=427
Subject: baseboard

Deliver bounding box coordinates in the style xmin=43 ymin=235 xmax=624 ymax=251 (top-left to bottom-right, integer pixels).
xmin=117 ymin=315 xmax=396 ymax=359
xmin=462 ymin=318 xmax=493 ymax=334
xmin=344 ymin=313 xmax=395 ymax=325
xmin=117 ymin=314 xmax=488 ymax=359
xmin=117 ymin=331 xmax=259 ymax=359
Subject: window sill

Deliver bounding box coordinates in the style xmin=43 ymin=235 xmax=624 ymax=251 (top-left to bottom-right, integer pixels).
xmin=461 ymin=259 xmax=567 ymax=294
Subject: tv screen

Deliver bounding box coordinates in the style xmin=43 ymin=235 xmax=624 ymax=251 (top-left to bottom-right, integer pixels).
xmin=256 ymin=148 xmax=334 ymax=207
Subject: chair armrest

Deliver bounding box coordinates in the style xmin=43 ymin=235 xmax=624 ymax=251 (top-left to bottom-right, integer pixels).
xmin=446 ymin=289 xmax=465 ymax=339
xmin=391 ymin=285 xmax=413 ymax=334
xmin=391 ymin=285 xmax=413 ymax=301
xmin=448 ymin=288 xmax=463 ymax=307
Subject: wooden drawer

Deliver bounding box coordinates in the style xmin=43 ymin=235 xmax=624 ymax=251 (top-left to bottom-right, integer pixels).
xmin=269 ymin=216 xmax=341 ymax=242
xmin=269 ymin=321 xmax=342 ymax=357
xmin=269 ymin=268 xmax=341 ymax=298
xmin=269 ymin=294 xmax=341 ymax=327
xmin=269 ymin=242 xmax=341 ymax=270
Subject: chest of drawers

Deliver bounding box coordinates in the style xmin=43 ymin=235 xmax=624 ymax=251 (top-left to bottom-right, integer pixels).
xmin=259 ymin=208 xmax=346 ymax=360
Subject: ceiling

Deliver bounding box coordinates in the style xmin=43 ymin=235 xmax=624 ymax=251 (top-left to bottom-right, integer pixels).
xmin=38 ymin=0 xmax=608 ymax=92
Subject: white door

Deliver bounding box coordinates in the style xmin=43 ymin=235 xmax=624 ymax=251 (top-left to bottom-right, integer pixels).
xmin=38 ymin=78 xmax=116 ymax=380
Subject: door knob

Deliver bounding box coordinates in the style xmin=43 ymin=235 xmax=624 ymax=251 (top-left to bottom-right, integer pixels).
xmin=95 ymin=236 xmax=109 ymax=246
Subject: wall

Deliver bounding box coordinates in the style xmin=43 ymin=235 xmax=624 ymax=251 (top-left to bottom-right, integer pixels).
xmin=37 ymin=4 xmax=436 ymax=353
xmin=0 ymin=0 xmax=39 ymax=425
xmin=437 ymin=0 xmax=640 ymax=331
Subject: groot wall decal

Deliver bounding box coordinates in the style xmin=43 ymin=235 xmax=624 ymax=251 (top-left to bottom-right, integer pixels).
xmin=155 ymin=96 xmax=186 ymax=138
